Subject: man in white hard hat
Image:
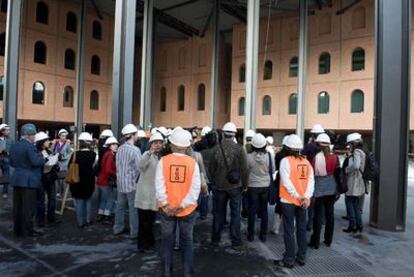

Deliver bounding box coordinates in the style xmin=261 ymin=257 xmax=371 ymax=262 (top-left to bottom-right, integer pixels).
xmin=0 ymin=123 xmax=12 ymax=198
xmin=135 ymin=129 xmax=149 ymax=153
xmin=274 ymin=134 xmax=314 ymax=269
xmin=210 ymin=122 xmax=248 ymax=249
xmin=244 ymin=129 xmax=255 ymax=154
xmin=113 ymin=124 xmax=141 ymax=239
xmin=155 ymin=127 xmax=200 ymax=276
xmin=51 ymin=128 xmax=72 ymax=197
xmin=193 ymin=126 xmax=211 ymax=152
xmin=96 ymin=129 xmax=114 ymax=177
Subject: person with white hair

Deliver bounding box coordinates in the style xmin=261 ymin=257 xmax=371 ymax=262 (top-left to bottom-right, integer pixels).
xmin=51 ymin=128 xmax=72 ymax=197
xmin=0 ymin=123 xmax=12 ymax=198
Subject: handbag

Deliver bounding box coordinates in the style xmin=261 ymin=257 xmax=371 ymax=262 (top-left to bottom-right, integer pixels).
xmin=66 ymin=146 xmax=79 ymax=184
xmin=219 ymin=143 xmax=241 ymax=184
xmin=267 ymin=152 xmax=277 ymax=205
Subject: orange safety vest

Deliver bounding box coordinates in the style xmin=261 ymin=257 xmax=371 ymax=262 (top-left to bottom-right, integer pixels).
xmin=279 ymin=156 xmax=311 ymax=207
xmin=160 ymin=154 xmax=197 ymax=217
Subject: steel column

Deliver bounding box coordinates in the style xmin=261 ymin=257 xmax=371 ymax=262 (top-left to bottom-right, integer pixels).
xmin=244 ymin=0 xmax=260 ymax=136
xmin=74 ymin=0 xmax=87 ymax=136
xmin=296 ymin=0 xmax=308 ymax=141
xmin=139 ymin=0 xmax=154 ymax=130
xmin=210 ymin=0 xmax=219 ymax=129
xmin=370 ymin=0 xmax=410 ymax=231
xmin=3 ymin=0 xmax=23 ymax=141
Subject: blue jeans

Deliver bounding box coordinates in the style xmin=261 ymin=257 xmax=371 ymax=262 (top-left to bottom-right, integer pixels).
xmin=281 ymin=203 xmax=307 ymax=265
xmin=36 ymin=181 xmax=56 ymax=225
xmin=74 ymin=198 xmax=93 ymax=226
xmin=113 ymin=191 xmax=138 ymax=237
xmin=212 ymin=187 xmax=242 ymax=246
xmin=345 ymin=196 xmax=362 ymax=229
xmin=160 ymin=211 xmax=196 ymax=277
xmin=198 ymin=193 xmax=209 ymax=218
xmin=98 ymin=186 xmax=114 ymax=216
xmin=247 ymin=187 xmax=268 ymax=238
xmin=0 ymin=159 xmax=10 ymax=194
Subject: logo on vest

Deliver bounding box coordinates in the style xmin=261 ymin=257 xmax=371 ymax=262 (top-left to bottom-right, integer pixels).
xmin=297 ymin=164 xmax=308 ymax=180
xmin=169 ymin=165 xmax=187 ymax=183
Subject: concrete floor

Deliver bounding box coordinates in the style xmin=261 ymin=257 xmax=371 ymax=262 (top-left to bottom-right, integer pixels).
xmin=0 ymin=182 xmax=413 ymax=277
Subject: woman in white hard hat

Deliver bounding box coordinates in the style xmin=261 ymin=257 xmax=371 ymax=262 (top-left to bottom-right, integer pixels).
xmin=96 ymin=136 xmax=118 ymax=224
xmin=69 ymin=132 xmax=97 ymax=228
xmin=308 ymin=133 xmax=340 ymax=249
xmin=51 ymin=128 xmax=72 ymax=197
xmin=274 ymin=134 xmax=314 ymax=269
xmin=343 ymin=133 xmax=366 ymax=234
xmin=246 ymin=133 xmax=275 ymax=242
xmin=96 ymin=129 xmax=114 ymax=176
xmin=135 ymin=132 xmax=164 ymax=252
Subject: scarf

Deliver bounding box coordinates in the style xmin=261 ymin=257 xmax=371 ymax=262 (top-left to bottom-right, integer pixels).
xmin=314 ymin=152 xmax=327 ymax=176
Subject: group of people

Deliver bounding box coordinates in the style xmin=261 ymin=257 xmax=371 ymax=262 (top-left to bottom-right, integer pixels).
xmin=6 ymin=121 xmax=371 ymax=276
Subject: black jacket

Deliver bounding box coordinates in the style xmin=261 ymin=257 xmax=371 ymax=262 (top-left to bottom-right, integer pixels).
xmin=69 ymin=150 xmax=96 ymax=199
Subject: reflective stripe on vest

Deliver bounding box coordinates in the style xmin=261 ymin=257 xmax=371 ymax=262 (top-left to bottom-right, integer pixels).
xmin=279 ymin=156 xmax=311 ymax=207
xmin=161 ymin=154 xmax=197 ymax=217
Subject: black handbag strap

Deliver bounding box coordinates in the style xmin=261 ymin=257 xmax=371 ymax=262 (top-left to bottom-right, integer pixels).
xmin=219 ymin=143 xmax=230 ymax=171
xmin=267 ymin=152 xmax=273 ymax=180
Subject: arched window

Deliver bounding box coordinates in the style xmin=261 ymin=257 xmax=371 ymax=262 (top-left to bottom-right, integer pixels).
xmin=92 ymin=20 xmax=102 ymax=40
xmin=91 ymin=55 xmax=100 ymax=75
xmin=352 ymin=48 xmax=365 ymax=71
xmin=238 ymin=97 xmax=245 ymax=116
xmin=239 ymin=63 xmax=246 ymax=83
xmin=160 ymin=87 xmax=166 ymax=112
xmin=318 ymin=91 xmax=330 ymax=114
xmin=177 ymin=85 xmax=185 ymax=111
xmin=0 ymin=0 xmax=7 ymax=13
xmin=0 ymin=32 xmax=5 ymax=56
xmin=319 ymin=14 xmax=332 ymax=35
xmin=34 ymin=41 xmax=47 ymax=64
xmin=32 ymin=81 xmax=45 ymax=104
xmin=319 ymin=52 xmax=331 ymax=74
xmin=352 ymin=7 xmax=366 ymax=30
xmin=36 ymin=1 xmax=49 ymax=24
xmin=178 ymin=48 xmax=186 ymax=69
xmin=263 ymin=60 xmax=273 ymax=80
xmin=197 ymin=83 xmax=206 ymax=111
xmin=0 ymin=76 xmax=4 ymax=101
xmin=239 ymin=30 xmax=246 ymax=50
xmin=289 ymin=57 xmax=298 ymax=77
xmin=63 ymin=86 xmax=74 ymax=107
xmin=66 ymin=12 xmax=77 ymax=33
xmin=351 ymin=89 xmax=364 ymax=113
xmin=198 ymin=44 xmax=206 ymax=67
xmin=90 ymin=90 xmax=99 ymax=110
xmin=288 ymin=93 xmax=297 ymax=115
xmin=64 ymin=49 xmax=75 ymax=70
xmin=262 ymin=95 xmax=271 ymax=115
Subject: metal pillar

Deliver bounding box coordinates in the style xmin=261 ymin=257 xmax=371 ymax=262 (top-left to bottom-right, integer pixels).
xmin=244 ymin=0 xmax=260 ymax=136
xmin=296 ymin=0 xmax=308 ymax=141
xmin=3 ymin=0 xmax=23 ymax=141
xmin=370 ymin=0 xmax=410 ymax=231
xmin=74 ymin=0 xmax=87 ymax=136
xmin=210 ymin=0 xmax=219 ymax=129
xmin=139 ymin=0 xmax=154 ymax=130
xmin=112 ymin=0 xmax=137 ymax=137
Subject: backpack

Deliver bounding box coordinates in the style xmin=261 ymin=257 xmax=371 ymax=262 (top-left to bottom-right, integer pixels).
xmin=360 ymin=150 xmax=379 ymax=182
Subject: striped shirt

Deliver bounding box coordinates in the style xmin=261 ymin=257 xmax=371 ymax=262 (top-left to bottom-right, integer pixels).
xmin=116 ymin=143 xmax=142 ymax=193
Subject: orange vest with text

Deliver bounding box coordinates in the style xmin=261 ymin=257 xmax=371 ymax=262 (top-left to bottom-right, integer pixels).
xmin=279 ymin=156 xmax=311 ymax=207
xmin=160 ymin=154 xmax=197 ymax=217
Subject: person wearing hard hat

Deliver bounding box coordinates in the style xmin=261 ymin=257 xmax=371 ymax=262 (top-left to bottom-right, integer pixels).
xmin=244 ymin=129 xmax=256 ymax=154
xmin=135 ymin=129 xmax=149 ymax=153
xmin=134 ymin=132 xmax=164 ymax=252
xmin=96 ymin=136 xmax=118 ymax=224
xmin=155 ymin=128 xmax=201 ymax=276
xmin=343 ymin=132 xmax=366 ymax=234
xmin=210 ymin=122 xmax=248 ymax=249
xmin=34 ymin=131 xmax=60 ymax=228
xmin=308 ymin=133 xmax=340 ymax=250
xmin=9 ymin=124 xmax=46 ymax=237
xmin=274 ymin=134 xmax=314 ymax=269
xmin=246 ymin=133 xmax=275 ymax=242
xmin=51 ymin=128 xmax=72 ymax=197
xmin=96 ymin=129 xmax=114 ymax=176
xmin=113 ymin=124 xmax=141 ymax=238
xmin=266 ymin=136 xmax=275 ymax=158
xmin=69 ymin=132 xmax=96 ymax=228
xmin=0 ymin=123 xmax=12 ymax=199
xmin=193 ymin=126 xmax=211 ymax=152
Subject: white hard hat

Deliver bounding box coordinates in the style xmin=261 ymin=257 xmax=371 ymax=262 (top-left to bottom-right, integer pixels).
xmin=151 ymin=128 xmax=158 ymax=135
xmin=223 ymin=122 xmax=237 ymax=133
xmin=266 ymin=136 xmax=274 ymax=145
xmin=78 ymin=132 xmax=93 ymax=142
xmin=282 ymin=135 xmax=289 ymax=146
xmin=346 ymin=132 xmax=362 ymax=144
xmin=100 ymin=129 xmax=114 ymax=138
xmin=35 ymin=131 xmax=49 ymax=143
xmin=104 ymin=136 xmax=118 ymax=146
xmin=169 ymin=128 xmax=192 ymax=148
xmin=150 ymin=132 xmax=164 ymax=143
xmin=137 ymin=130 xmax=147 ymax=138
xmin=310 ymin=124 xmax=325 ymax=134
xmin=315 ymin=133 xmax=331 ymax=145
xmin=245 ymin=130 xmax=255 ymax=138
xmin=201 ymin=126 xmax=212 ymax=137
xmin=284 ymin=134 xmax=303 ymax=150
xmin=58 ymin=129 xmax=69 ymax=136
xmin=251 ymin=133 xmax=267 ymax=148
xmin=121 ymin=124 xmax=138 ymax=136
xmin=167 ymin=128 xmax=173 ymax=137
xmin=0 ymin=123 xmax=9 ymax=130
xmin=158 ymin=126 xmax=168 ymax=137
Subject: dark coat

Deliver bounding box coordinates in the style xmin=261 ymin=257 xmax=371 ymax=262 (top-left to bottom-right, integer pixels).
xmin=69 ymin=150 xmax=96 ymax=199
xmin=9 ymin=139 xmax=45 ymax=189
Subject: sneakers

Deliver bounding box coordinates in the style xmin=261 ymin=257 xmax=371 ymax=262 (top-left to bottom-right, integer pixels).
xmin=273 ymin=260 xmax=294 ymax=269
